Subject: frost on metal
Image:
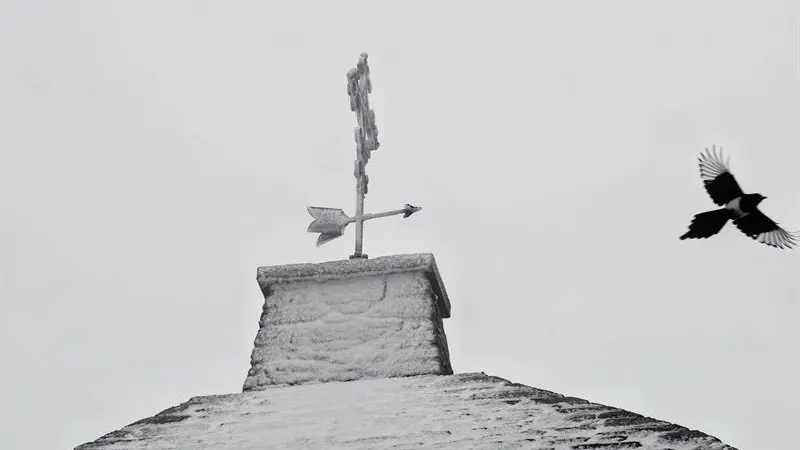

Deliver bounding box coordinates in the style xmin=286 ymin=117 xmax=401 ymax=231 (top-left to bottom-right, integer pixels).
xmin=243 ymin=254 xmax=452 ymax=390
xmin=347 ymin=52 xmax=379 ymax=258
xmin=305 ymin=53 xmax=422 ymax=257
xmin=347 ymin=52 xmax=379 ymax=194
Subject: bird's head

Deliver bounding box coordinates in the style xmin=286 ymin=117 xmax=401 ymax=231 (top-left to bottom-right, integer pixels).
xmin=755 ymin=193 xmax=767 ymax=205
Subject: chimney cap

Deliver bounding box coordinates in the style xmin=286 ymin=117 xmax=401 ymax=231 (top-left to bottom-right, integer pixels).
xmin=257 ymin=253 xmax=450 ymax=318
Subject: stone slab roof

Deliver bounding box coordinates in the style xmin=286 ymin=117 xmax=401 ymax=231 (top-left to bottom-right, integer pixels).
xmin=76 ymin=373 xmax=736 ymax=449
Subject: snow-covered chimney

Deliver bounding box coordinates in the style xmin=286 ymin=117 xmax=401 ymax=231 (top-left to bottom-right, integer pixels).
xmin=243 ymin=253 xmax=452 ymax=390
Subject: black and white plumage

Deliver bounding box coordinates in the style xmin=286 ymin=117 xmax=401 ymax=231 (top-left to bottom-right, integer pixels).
xmin=680 ymin=146 xmax=798 ymax=249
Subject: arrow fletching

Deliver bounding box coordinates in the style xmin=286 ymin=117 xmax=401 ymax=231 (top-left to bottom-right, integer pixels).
xmin=307 ymin=207 xmax=352 ymax=246
xmin=316 ymin=232 xmax=344 ymax=246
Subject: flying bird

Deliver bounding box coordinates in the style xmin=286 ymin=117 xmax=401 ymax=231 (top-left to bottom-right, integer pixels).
xmin=680 ymin=146 xmax=798 ymax=249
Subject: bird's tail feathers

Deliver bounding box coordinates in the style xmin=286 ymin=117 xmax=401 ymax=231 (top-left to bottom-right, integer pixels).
xmin=680 ymin=208 xmax=731 ymax=240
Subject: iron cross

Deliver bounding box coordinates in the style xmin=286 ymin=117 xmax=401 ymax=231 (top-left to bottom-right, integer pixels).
xmin=306 ymin=53 xmax=421 ymax=259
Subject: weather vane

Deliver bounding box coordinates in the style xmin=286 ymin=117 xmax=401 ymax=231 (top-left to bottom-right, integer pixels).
xmin=306 ymin=53 xmax=421 ymax=259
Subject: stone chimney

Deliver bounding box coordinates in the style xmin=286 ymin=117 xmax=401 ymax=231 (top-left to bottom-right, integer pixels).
xmin=243 ymin=253 xmax=451 ymax=390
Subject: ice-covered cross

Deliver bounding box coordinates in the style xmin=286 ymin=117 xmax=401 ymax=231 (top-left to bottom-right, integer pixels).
xmin=306 ymin=53 xmax=421 ymax=259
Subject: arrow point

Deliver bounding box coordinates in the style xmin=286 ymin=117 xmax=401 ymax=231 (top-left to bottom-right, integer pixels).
xmin=403 ymin=204 xmax=422 ymax=218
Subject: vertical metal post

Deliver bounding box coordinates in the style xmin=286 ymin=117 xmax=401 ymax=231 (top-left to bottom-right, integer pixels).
xmin=353 ymin=168 xmax=366 ymax=259
xmin=348 ymin=53 xmax=377 ymax=259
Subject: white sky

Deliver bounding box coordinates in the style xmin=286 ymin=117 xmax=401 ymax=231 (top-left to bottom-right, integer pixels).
xmin=1 ymin=2 xmax=798 ymax=449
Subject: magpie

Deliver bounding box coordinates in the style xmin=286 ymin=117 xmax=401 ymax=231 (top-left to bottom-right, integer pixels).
xmin=680 ymin=146 xmax=798 ymax=249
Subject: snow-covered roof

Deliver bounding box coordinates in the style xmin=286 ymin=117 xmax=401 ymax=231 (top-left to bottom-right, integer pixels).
xmin=76 ymin=372 xmax=736 ymax=450
xmin=76 ymin=253 xmax=736 ymax=449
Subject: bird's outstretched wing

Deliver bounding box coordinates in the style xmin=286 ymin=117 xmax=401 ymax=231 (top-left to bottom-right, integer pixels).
xmin=698 ymin=146 xmax=744 ymax=205
xmin=733 ymin=210 xmax=798 ymax=249
xmin=680 ymin=209 xmax=731 ymax=240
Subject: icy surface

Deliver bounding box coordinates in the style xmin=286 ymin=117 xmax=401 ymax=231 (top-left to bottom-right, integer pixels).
xmin=257 ymin=254 xmax=449 ymax=317
xmin=258 ymin=253 xmax=436 ymax=281
xmin=244 ymin=255 xmax=451 ymax=389
xmin=77 ymin=373 xmax=736 ymax=450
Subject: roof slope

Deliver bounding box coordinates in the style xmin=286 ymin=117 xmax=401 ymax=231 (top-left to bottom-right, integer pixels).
xmin=76 ymin=373 xmax=736 ymax=449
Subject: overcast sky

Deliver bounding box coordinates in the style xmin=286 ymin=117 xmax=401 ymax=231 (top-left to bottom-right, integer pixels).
xmin=1 ymin=2 xmax=799 ymax=449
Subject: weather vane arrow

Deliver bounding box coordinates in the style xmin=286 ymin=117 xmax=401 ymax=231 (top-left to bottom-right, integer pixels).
xmin=307 ymin=204 xmax=422 ymax=247
xmin=306 ymin=53 xmax=422 ymax=259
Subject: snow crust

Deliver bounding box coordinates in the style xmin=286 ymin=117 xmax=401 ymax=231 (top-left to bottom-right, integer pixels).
xmin=77 ymin=373 xmax=736 ymax=450
xmin=257 ymin=254 xmax=450 ymax=317
xmin=244 ymin=255 xmax=451 ymax=389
